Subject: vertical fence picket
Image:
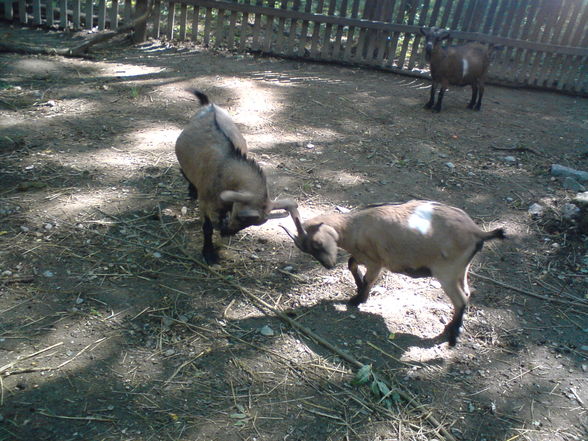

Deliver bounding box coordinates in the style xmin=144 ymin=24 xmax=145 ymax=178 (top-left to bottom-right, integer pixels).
xmin=285 ymin=0 xmax=300 ymax=56
xmin=60 ymin=0 xmax=67 ymax=27
xmin=4 ymin=0 xmax=14 ymax=20
xmin=530 ymin=0 xmax=565 ymax=87
xmin=273 ymin=0 xmax=288 ymax=54
xmin=309 ymin=0 xmax=324 ymax=58
xmin=396 ymin=0 xmax=419 ymax=69
xmin=97 ymin=0 xmax=106 ymax=29
xmin=320 ymin=0 xmax=337 ymax=60
xmin=439 ymin=0 xmax=454 ymax=28
xmin=203 ymin=6 xmax=212 ymax=46
xmin=179 ymin=3 xmax=188 ymax=40
xmin=559 ymin=2 xmax=588 ymax=92
xmin=428 ymin=0 xmax=442 ymax=28
xmin=250 ymin=0 xmax=263 ymax=51
xmin=152 ymin=0 xmax=161 ymax=38
xmin=239 ymin=0 xmax=251 ymax=51
xmin=47 ymin=0 xmax=55 ymax=25
xmin=123 ymin=0 xmax=131 ymax=22
xmin=330 ymin=0 xmax=348 ymax=60
xmin=342 ymin=0 xmax=360 ymax=62
xmin=110 ymin=0 xmax=118 ymax=28
xmin=72 ymin=0 xmax=81 ymax=28
xmin=191 ymin=5 xmax=200 ymax=41
xmin=214 ymin=7 xmax=225 ymax=46
xmin=262 ymin=0 xmax=276 ymax=53
xmin=551 ymin=0 xmax=583 ymax=90
xmin=33 ymin=0 xmax=41 ymax=24
xmin=167 ymin=2 xmax=176 ymax=39
xmin=84 ymin=0 xmax=92 ymax=28
xmin=407 ymin=0 xmax=430 ymax=70
xmin=19 ymin=0 xmax=27 ymax=23
xmin=297 ymin=0 xmax=313 ymax=57
xmin=226 ymin=8 xmax=238 ymax=50
xmin=386 ymin=0 xmax=408 ymax=67
xmin=518 ymin=0 xmax=549 ymax=84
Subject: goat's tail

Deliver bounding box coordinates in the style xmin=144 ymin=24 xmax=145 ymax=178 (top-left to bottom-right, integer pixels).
xmin=481 ymin=228 xmax=506 ymax=242
xmin=186 ymin=88 xmax=210 ymax=106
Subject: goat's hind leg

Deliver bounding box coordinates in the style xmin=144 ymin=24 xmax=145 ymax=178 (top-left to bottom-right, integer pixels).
xmin=180 ymin=169 xmax=198 ymax=199
xmin=435 ymin=272 xmax=469 ymax=346
xmin=348 ymin=258 xmax=382 ymax=307
xmin=467 ymin=84 xmax=478 ymax=109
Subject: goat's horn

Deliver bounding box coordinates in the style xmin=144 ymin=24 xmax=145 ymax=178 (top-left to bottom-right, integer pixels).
xmin=266 ymin=211 xmax=289 ymax=219
xmin=287 ymin=206 xmax=306 ymax=237
xmin=220 ymin=190 xmax=255 ymax=203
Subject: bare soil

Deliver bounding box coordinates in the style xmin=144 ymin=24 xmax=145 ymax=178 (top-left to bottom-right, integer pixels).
xmin=1 ymin=24 xmax=587 ymax=441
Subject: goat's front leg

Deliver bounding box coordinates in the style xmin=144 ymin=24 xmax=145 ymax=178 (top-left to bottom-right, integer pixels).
xmin=424 ymin=81 xmax=437 ymax=109
xmin=202 ymin=216 xmax=220 ymax=265
xmin=348 ymin=258 xmax=382 ymax=307
xmin=474 ymin=82 xmax=484 ymax=110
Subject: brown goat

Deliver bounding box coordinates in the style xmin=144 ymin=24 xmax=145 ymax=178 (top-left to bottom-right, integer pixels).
xmin=176 ymin=90 xmax=297 ymax=264
xmin=420 ymin=26 xmax=500 ymax=112
xmin=284 ymin=200 xmax=505 ymax=346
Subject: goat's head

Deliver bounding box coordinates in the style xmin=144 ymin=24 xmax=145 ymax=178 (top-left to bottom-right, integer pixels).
xmin=420 ymin=26 xmax=450 ymax=59
xmin=282 ymin=209 xmax=339 ymax=269
xmin=219 ymin=190 xmax=296 ymax=236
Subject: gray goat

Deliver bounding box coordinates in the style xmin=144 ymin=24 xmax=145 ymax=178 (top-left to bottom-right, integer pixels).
xmin=176 ymin=90 xmax=297 ymax=264
xmin=420 ymin=26 xmax=501 ymax=112
xmin=283 ymin=200 xmax=505 ymax=346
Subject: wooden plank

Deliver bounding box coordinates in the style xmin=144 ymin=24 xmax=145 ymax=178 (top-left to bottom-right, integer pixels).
xmin=364 ymin=0 xmax=385 ymax=64
xmin=549 ymin=0 xmax=583 ymax=89
xmin=537 ymin=0 xmax=571 ymax=88
xmin=320 ymin=0 xmax=337 ymax=59
xmin=449 ymin=0 xmax=466 ymax=30
xmin=530 ymin=0 xmax=565 ymax=87
xmin=97 ymin=0 xmax=105 ymax=29
xmin=123 ymin=0 xmax=131 ymax=22
xmin=284 ymin=0 xmax=301 ymax=56
xmin=396 ymin=0 xmax=419 ymax=69
xmin=250 ymin=0 xmax=264 ymax=51
xmin=385 ymin=0 xmax=407 ymax=67
xmin=60 ymin=0 xmax=67 ymax=27
xmin=238 ymin=0 xmax=250 ymax=51
xmin=510 ymin=0 xmax=539 ymax=81
xmin=439 ymin=0 xmax=455 ymax=28
xmin=407 ymin=0 xmax=430 ymax=70
xmin=372 ymin=0 xmax=392 ymax=65
xmin=342 ymin=0 xmax=360 ymax=62
xmin=167 ymin=1 xmax=175 ymax=39
xmin=110 ymin=0 xmax=118 ymax=29
xmin=83 ymin=0 xmax=91 ymax=28
xmin=309 ymin=0 xmax=324 ymax=58
xmin=497 ymin=0 xmax=529 ymax=81
xmin=490 ymin=0 xmax=510 ymax=36
xmin=4 ymin=0 xmax=14 ymax=20
xmin=518 ymin=0 xmax=550 ymax=84
xmin=378 ymin=0 xmax=397 ymax=65
xmin=152 ymin=0 xmax=161 ymax=38
xmin=72 ymin=0 xmax=81 ymax=28
xmin=33 ymin=0 xmax=41 ymax=24
xmin=214 ymin=7 xmax=225 ymax=46
xmin=203 ymin=5 xmax=212 ymax=46
xmin=481 ymin=0 xmax=499 ymax=34
xmin=19 ymin=0 xmax=27 ymax=23
xmin=226 ymin=9 xmax=238 ymax=50
xmin=191 ymin=4 xmax=200 ymax=42
xmin=428 ymin=0 xmax=443 ymax=28
xmin=297 ymin=0 xmax=313 ymax=57
xmin=179 ymin=2 xmax=188 ymax=40
xmin=273 ymin=0 xmax=289 ymax=54
xmin=330 ymin=0 xmax=348 ymax=60
xmin=263 ymin=0 xmax=276 ymax=53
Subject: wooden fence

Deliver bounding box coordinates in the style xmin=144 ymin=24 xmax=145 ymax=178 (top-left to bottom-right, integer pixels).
xmin=3 ymin=0 xmax=588 ymax=95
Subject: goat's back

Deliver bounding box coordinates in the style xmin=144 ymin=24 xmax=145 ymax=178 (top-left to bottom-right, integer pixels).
xmin=342 ymin=201 xmax=486 ymax=271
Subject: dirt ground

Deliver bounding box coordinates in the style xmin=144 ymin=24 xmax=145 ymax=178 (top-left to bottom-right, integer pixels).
xmin=1 ymin=24 xmax=587 ymax=441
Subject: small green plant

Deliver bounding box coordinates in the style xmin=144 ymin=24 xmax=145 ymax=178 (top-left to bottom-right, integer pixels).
xmin=129 ymin=86 xmax=141 ymax=99
xmin=352 ymin=364 xmax=401 ymax=409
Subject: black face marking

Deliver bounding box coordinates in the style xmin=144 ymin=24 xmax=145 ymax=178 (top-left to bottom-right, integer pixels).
xmin=402 ymin=267 xmax=432 ymax=278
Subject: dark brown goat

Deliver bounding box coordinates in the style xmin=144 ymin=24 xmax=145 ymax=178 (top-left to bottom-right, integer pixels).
xmin=283 ymin=201 xmax=505 ymax=346
xmin=420 ymin=26 xmax=500 ymax=112
xmin=176 ymin=90 xmax=297 ymax=264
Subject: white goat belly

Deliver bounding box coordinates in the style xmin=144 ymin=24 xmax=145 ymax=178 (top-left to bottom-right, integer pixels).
xmin=408 ymin=202 xmax=434 ymax=235
xmin=462 ymin=58 xmax=469 ymax=79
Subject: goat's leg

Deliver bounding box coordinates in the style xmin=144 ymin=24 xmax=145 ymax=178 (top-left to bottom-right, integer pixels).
xmin=349 ymin=262 xmax=382 ymax=307
xmin=467 ymin=85 xmax=478 ymax=109
xmin=474 ymin=82 xmax=484 ymax=110
xmin=435 ymin=273 xmax=469 ymax=346
xmin=424 ymin=81 xmax=437 ymax=109
xmin=202 ymin=216 xmax=219 ymax=265
xmin=180 ymin=169 xmax=198 ymax=199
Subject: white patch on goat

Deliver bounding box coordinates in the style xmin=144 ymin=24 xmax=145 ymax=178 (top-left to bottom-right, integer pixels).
xmin=408 ymin=203 xmax=434 ymax=235
xmin=462 ymin=58 xmax=469 ymax=79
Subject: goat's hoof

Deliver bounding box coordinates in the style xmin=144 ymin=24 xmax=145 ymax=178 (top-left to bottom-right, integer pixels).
xmin=203 ymin=250 xmax=220 ymax=265
xmin=445 ymin=325 xmax=462 ymax=347
xmin=432 ymin=108 xmax=441 ymax=113
xmin=347 ymin=297 xmax=363 ymax=307
xmin=424 ymin=103 xmax=433 ymax=109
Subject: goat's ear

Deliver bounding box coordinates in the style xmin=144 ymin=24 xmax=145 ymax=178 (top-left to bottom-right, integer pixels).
xmin=220 ymin=190 xmax=255 ymax=203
